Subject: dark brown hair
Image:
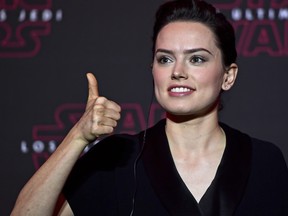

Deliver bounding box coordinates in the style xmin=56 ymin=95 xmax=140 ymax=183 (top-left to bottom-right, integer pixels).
xmin=152 ymin=0 xmax=237 ymax=67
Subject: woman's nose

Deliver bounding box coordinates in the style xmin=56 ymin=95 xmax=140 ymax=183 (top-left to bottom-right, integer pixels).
xmin=171 ymin=62 xmax=188 ymax=80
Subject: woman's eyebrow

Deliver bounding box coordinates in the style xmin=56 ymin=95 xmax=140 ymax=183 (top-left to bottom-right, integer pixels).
xmin=184 ymin=48 xmax=213 ymax=55
xmin=155 ymin=48 xmax=213 ymax=55
xmin=155 ymin=48 xmax=173 ymax=55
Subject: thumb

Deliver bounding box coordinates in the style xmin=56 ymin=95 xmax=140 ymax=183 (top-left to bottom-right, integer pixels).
xmin=86 ymin=72 xmax=99 ymax=101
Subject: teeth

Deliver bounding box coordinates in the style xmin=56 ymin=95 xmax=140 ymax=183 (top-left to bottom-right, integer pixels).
xmin=171 ymin=87 xmax=191 ymax=93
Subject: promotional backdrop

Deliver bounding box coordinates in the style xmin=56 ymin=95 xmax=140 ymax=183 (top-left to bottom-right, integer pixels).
xmin=1 ymin=0 xmax=288 ymax=215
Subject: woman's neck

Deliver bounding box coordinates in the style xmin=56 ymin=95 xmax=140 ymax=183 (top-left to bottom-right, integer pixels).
xmin=165 ymin=113 xmax=225 ymax=160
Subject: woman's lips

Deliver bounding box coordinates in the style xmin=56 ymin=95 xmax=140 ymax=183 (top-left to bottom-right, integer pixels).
xmin=168 ymin=86 xmax=195 ymax=96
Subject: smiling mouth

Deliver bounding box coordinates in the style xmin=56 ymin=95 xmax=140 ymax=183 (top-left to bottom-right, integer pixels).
xmin=170 ymin=87 xmax=192 ymax=93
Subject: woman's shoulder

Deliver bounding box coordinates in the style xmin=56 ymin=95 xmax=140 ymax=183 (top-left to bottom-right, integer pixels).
xmin=249 ymin=137 xmax=287 ymax=169
xmin=221 ymin=122 xmax=287 ymax=168
xmin=221 ymin=122 xmax=283 ymax=154
xmin=250 ymin=136 xmax=283 ymax=155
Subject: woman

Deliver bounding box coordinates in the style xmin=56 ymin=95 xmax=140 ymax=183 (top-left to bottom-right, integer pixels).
xmin=11 ymin=0 xmax=288 ymax=215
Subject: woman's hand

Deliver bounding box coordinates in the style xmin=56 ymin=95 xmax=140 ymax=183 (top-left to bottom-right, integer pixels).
xmin=73 ymin=73 xmax=121 ymax=144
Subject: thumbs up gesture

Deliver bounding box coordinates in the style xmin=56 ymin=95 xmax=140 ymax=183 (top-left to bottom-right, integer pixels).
xmin=73 ymin=73 xmax=121 ymax=144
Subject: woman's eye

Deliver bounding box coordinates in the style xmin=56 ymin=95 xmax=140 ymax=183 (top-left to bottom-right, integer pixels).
xmin=190 ymin=56 xmax=206 ymax=64
xmin=157 ymin=56 xmax=172 ymax=64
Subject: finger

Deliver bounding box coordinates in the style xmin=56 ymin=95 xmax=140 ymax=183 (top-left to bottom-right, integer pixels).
xmin=100 ymin=108 xmax=121 ymax=121
xmin=94 ymin=117 xmax=119 ymax=128
xmin=95 ymin=97 xmax=121 ymax=113
xmin=93 ymin=125 xmax=115 ymax=136
xmin=105 ymin=100 xmax=121 ymax=113
xmin=93 ymin=104 xmax=121 ymax=121
xmin=92 ymin=118 xmax=119 ymax=135
xmin=86 ymin=72 xmax=99 ymax=101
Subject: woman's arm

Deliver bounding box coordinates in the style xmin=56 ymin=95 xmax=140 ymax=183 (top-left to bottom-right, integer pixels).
xmin=56 ymin=199 xmax=74 ymax=216
xmin=10 ymin=73 xmax=121 ymax=216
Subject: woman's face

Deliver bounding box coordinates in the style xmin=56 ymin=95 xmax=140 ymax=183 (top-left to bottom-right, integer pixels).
xmin=152 ymin=21 xmax=232 ymax=117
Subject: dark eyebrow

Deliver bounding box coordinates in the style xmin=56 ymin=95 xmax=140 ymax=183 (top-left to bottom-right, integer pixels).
xmin=155 ymin=48 xmax=213 ymax=55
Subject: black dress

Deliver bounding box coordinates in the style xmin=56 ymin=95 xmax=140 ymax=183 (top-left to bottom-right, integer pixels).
xmin=63 ymin=119 xmax=288 ymax=215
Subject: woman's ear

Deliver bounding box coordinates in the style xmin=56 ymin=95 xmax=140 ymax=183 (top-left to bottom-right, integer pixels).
xmin=222 ymin=63 xmax=238 ymax=91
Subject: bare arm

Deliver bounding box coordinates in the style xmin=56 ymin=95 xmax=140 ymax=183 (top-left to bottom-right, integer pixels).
xmin=56 ymin=200 xmax=74 ymax=216
xmin=11 ymin=73 xmax=121 ymax=216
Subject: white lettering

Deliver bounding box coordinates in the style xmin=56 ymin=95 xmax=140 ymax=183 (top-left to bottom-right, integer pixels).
xmin=231 ymin=8 xmax=242 ymax=21
xmin=15 ymin=9 xmax=63 ymax=22
xmin=55 ymin=10 xmax=63 ymax=21
xmin=20 ymin=140 xmax=60 ymax=153
xmin=18 ymin=10 xmax=26 ymax=22
xmin=278 ymin=8 xmax=288 ymax=20
xmin=245 ymin=9 xmax=254 ymax=20
xmin=48 ymin=141 xmax=57 ymax=152
xmin=269 ymin=9 xmax=276 ymax=19
xmin=230 ymin=8 xmax=288 ymax=21
xmin=257 ymin=8 xmax=265 ymax=20
xmin=32 ymin=140 xmax=45 ymax=153
xmin=30 ymin=9 xmax=38 ymax=22
xmin=42 ymin=9 xmax=53 ymax=21
xmin=0 ymin=10 xmax=7 ymax=22
xmin=20 ymin=140 xmax=29 ymax=153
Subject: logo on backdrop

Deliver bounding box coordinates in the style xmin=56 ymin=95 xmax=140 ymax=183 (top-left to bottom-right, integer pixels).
xmin=213 ymin=0 xmax=288 ymax=57
xmin=0 ymin=0 xmax=63 ymax=58
xmin=20 ymin=103 xmax=165 ymax=169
